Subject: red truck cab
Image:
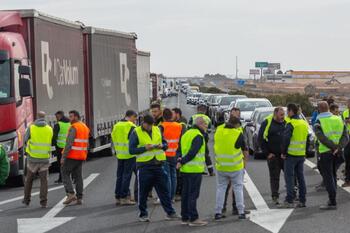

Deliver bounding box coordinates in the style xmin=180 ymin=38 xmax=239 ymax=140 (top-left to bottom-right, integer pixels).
xmin=0 ymin=11 xmax=34 ymax=185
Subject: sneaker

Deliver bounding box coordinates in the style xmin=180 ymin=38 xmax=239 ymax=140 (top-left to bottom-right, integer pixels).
xmin=76 ymin=199 xmax=83 ymax=205
xmin=214 ymin=213 xmax=226 ymax=221
xmin=188 ymin=219 xmax=208 ymax=227
xmin=115 ymin=198 xmax=121 ymax=206
xmin=181 ymin=220 xmax=189 ymax=225
xmin=153 ymin=198 xmax=161 ymax=205
xmin=277 ymin=201 xmax=295 ymax=209
xmin=232 ymin=209 xmax=250 ymax=215
xmin=209 ymin=172 xmax=215 ymax=177
xmin=120 ymin=198 xmax=136 ymax=206
xmin=63 ymin=193 xmax=77 ymax=205
xmin=238 ymin=214 xmax=247 ymax=220
xmin=315 ymin=183 xmax=326 ymax=192
xmin=272 ymin=197 xmax=280 ymax=205
xmin=320 ymin=203 xmax=337 ymax=210
xmin=22 ymin=200 xmax=30 ymax=207
xmin=165 ymin=213 xmax=180 ymax=221
xmin=341 ymin=182 xmax=350 ymax=188
xmin=139 ymin=216 xmax=150 ymax=222
xmin=295 ymin=202 xmax=306 ymax=208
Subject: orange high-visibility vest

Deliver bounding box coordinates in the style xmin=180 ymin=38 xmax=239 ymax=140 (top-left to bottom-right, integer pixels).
xmin=66 ymin=121 xmax=90 ymax=161
xmin=161 ymin=121 xmax=182 ymax=157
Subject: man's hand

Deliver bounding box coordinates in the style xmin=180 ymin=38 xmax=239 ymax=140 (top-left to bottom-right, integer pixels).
xmin=176 ymin=162 xmax=182 ymax=170
xmin=281 ymin=154 xmax=286 ymax=160
xmin=145 ymin=144 xmax=154 ymax=151
xmin=267 ymin=153 xmax=275 ymax=160
xmin=155 ymin=144 xmax=163 ymax=149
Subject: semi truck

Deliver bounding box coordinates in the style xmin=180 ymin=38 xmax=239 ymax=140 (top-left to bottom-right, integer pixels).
xmin=0 ymin=10 xmax=144 ymax=185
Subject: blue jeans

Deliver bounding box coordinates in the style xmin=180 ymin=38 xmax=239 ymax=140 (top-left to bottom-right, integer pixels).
xmin=164 ymin=161 xmax=177 ymax=200
xmin=115 ymin=158 xmax=136 ymax=199
xmin=284 ymin=156 xmax=306 ymax=203
xmin=137 ymin=164 xmax=176 ymax=217
xmin=181 ymin=173 xmax=202 ymax=222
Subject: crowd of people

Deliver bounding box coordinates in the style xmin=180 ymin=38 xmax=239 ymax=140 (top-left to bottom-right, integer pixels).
xmin=2 ymin=96 xmax=349 ymax=227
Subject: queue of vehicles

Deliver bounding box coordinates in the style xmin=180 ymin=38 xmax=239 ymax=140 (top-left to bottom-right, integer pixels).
xmin=0 ymin=10 xmax=151 ymax=186
xmin=183 ymin=87 xmax=316 ymax=160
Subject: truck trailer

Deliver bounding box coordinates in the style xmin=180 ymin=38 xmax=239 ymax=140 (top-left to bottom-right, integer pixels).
xmin=0 ymin=10 xmax=141 ymax=185
xmin=136 ymin=50 xmax=151 ymax=112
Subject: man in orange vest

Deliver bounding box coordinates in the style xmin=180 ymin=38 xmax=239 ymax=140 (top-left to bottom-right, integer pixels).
xmin=61 ymin=110 xmax=90 ymax=205
xmin=160 ymin=108 xmax=183 ymax=202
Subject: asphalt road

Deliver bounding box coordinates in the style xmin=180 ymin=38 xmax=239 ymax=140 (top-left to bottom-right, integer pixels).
xmin=1 ymin=94 xmax=350 ymax=233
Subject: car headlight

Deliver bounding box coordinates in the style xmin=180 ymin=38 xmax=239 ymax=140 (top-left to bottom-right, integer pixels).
xmin=0 ymin=140 xmax=13 ymax=153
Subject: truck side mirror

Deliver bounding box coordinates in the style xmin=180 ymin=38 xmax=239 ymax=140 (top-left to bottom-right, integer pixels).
xmin=19 ymin=78 xmax=33 ymax=97
xmin=18 ymin=65 xmax=31 ymax=75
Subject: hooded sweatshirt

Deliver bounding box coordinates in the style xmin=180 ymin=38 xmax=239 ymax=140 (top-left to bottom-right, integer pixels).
xmin=24 ymin=118 xmax=51 ymax=164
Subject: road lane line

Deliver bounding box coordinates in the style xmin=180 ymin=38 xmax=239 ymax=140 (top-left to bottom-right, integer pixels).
xmin=0 ymin=185 xmax=64 ymax=206
xmin=44 ymin=173 xmax=99 ymax=218
xmin=305 ymin=159 xmax=350 ymax=193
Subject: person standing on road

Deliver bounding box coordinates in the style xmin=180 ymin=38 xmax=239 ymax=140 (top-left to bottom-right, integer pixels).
xmin=172 ymin=107 xmax=187 ymax=201
xmin=151 ymin=103 xmax=164 ymax=126
xmin=52 ymin=111 xmax=70 ymax=184
xmin=159 ymin=108 xmax=183 ymax=202
xmin=177 ymin=117 xmax=208 ymax=227
xmin=0 ymin=144 xmax=9 ymax=185
xmin=188 ymin=104 xmax=214 ymax=176
xmin=214 ymin=116 xmax=247 ymax=220
xmin=129 ymin=114 xmax=179 ymax=222
xmin=61 ymin=110 xmax=90 ymax=205
xmin=23 ymin=111 xmax=53 ymax=208
xmin=314 ymin=101 xmax=348 ymax=210
xmin=112 ymin=110 xmax=138 ymax=206
xmin=341 ymin=99 xmax=350 ymax=187
xmin=279 ymin=103 xmax=309 ymax=208
xmin=258 ymin=107 xmax=286 ymax=205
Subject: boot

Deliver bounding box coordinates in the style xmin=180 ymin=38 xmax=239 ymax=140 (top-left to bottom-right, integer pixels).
xmin=63 ymin=193 xmax=77 ymax=205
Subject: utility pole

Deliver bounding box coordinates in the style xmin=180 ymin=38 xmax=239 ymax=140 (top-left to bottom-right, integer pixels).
xmin=235 ymin=56 xmax=238 ymax=79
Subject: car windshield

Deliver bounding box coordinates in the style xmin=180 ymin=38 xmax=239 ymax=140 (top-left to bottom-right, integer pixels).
xmin=257 ymin=111 xmax=273 ymax=124
xmin=0 ymin=59 xmax=11 ymax=99
xmin=237 ymin=101 xmax=271 ymax=112
xmin=220 ymin=96 xmax=237 ymax=105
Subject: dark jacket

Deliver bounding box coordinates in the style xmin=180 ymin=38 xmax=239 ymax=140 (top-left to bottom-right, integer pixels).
xmin=129 ymin=126 xmax=168 ymax=167
xmin=314 ymin=113 xmax=349 ymax=153
xmin=52 ymin=116 xmax=70 ymax=147
xmin=258 ymin=118 xmax=286 ymax=155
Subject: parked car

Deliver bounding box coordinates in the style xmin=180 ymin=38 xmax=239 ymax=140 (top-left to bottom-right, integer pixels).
xmin=207 ymin=94 xmax=228 ymax=122
xmin=233 ymin=98 xmax=273 ymax=122
xmin=198 ymin=93 xmax=212 ymax=105
xmin=244 ymin=107 xmax=315 ymax=159
xmin=214 ymin=95 xmax=247 ymax=125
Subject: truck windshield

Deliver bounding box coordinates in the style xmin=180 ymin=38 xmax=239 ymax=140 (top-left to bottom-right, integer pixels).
xmin=0 ymin=60 xmax=11 ymax=99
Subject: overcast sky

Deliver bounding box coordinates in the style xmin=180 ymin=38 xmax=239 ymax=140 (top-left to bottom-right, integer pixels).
xmin=3 ymin=0 xmax=350 ymax=77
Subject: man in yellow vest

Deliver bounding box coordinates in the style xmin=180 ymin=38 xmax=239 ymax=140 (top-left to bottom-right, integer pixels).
xmin=112 ymin=110 xmax=137 ymax=206
xmin=52 ymin=111 xmax=70 ymax=184
xmin=129 ymin=115 xmax=179 ymax=222
xmin=258 ymin=107 xmax=286 ymax=205
xmin=23 ymin=111 xmax=53 ymax=208
xmin=177 ymin=117 xmax=208 ymax=227
xmin=279 ymin=103 xmax=309 ymax=208
xmin=189 ymin=104 xmax=214 ymax=176
xmin=314 ymin=101 xmax=348 ymax=210
xmin=214 ymin=116 xmax=248 ymax=220
xmin=341 ymin=99 xmax=350 ymax=187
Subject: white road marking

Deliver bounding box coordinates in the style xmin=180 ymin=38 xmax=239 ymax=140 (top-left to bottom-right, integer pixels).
xmin=304 ymin=159 xmax=350 ymax=193
xmin=244 ymin=172 xmax=293 ymax=233
xmin=0 ymin=185 xmax=64 ymax=206
xmin=17 ymin=173 xmax=99 ymax=233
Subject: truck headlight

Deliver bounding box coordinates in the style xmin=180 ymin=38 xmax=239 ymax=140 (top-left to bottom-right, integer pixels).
xmin=0 ymin=140 xmax=13 ymax=153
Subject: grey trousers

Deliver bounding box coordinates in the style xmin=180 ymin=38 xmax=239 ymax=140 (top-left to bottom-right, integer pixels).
xmin=215 ymin=170 xmax=245 ymax=214
xmin=62 ymin=159 xmax=83 ymax=199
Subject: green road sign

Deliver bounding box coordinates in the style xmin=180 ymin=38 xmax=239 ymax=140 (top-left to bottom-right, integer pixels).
xmin=255 ymin=62 xmax=268 ymax=68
